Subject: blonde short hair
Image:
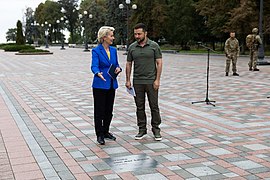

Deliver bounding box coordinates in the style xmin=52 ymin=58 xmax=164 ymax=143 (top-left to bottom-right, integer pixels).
xmin=97 ymin=26 xmax=115 ymax=43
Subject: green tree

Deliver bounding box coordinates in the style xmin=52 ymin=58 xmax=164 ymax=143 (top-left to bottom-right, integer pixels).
xmin=166 ymin=0 xmax=201 ymax=48
xmin=80 ymin=0 xmax=107 ymax=43
xmin=132 ymin=0 xmax=168 ymax=42
xmin=105 ymin=0 xmax=125 ymax=45
xmin=35 ymin=1 xmax=62 ymax=43
xmin=16 ymin=20 xmax=25 ymax=45
xmin=24 ymin=7 xmax=35 ymax=44
xmin=6 ymin=28 xmax=17 ymax=42
xmin=58 ymin=0 xmax=79 ymax=43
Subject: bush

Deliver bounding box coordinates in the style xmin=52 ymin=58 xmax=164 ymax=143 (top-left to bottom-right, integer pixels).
xmin=3 ymin=45 xmax=34 ymax=52
xmin=0 ymin=43 xmax=16 ymax=49
xmin=19 ymin=49 xmax=50 ymax=53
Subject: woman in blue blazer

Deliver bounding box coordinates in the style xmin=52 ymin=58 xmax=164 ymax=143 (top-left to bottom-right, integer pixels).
xmin=91 ymin=26 xmax=121 ymax=145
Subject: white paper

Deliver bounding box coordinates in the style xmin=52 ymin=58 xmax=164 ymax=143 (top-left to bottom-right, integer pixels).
xmin=126 ymin=87 xmax=136 ymax=97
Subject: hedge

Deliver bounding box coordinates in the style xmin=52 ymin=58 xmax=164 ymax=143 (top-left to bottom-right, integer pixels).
xmin=19 ymin=49 xmax=50 ymax=53
xmin=3 ymin=45 xmax=34 ymax=52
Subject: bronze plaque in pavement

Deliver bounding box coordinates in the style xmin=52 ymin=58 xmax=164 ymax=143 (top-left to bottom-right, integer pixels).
xmin=103 ymin=154 xmax=158 ymax=172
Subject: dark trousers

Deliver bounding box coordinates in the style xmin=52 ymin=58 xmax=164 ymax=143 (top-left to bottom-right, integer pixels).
xmin=93 ymin=88 xmax=115 ymax=137
xmin=133 ymin=84 xmax=161 ymax=134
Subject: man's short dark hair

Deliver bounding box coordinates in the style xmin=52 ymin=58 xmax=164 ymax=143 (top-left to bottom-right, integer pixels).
xmin=134 ymin=23 xmax=147 ymax=32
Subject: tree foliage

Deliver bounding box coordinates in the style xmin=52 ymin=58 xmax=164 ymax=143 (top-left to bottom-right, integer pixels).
xmin=16 ymin=20 xmax=25 ymax=45
xmin=80 ymin=0 xmax=107 ymax=43
xmin=15 ymin=0 xmax=270 ymax=50
xmin=6 ymin=28 xmax=17 ymax=42
xmin=58 ymin=0 xmax=79 ymax=43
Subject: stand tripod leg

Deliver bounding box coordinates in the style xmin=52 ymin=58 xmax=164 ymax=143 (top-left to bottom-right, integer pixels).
xmin=192 ymin=98 xmax=216 ymax=107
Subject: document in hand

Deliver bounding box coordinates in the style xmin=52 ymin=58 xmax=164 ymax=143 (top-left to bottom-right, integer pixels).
xmin=126 ymin=87 xmax=136 ymax=97
xmin=107 ymin=64 xmax=118 ymax=79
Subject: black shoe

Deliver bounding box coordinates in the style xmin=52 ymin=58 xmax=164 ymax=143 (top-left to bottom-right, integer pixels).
xmin=225 ymin=72 xmax=228 ymax=76
xmin=97 ymin=136 xmax=105 ymax=145
xmin=104 ymin=132 xmax=116 ymax=141
xmin=135 ymin=132 xmax=147 ymax=140
xmin=253 ymin=68 xmax=260 ymax=71
xmin=249 ymin=68 xmax=252 ymax=71
xmin=233 ymin=73 xmax=239 ymax=76
xmin=153 ymin=132 xmax=162 ymax=141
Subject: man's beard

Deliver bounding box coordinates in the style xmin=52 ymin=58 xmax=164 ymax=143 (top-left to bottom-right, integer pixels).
xmin=136 ymin=37 xmax=145 ymax=43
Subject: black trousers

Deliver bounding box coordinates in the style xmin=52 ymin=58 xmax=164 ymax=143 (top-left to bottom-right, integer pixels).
xmin=93 ymin=88 xmax=115 ymax=137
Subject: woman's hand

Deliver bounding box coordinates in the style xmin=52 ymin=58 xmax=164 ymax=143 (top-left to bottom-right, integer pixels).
xmin=97 ymin=72 xmax=106 ymax=81
xmin=115 ymin=67 xmax=121 ymax=74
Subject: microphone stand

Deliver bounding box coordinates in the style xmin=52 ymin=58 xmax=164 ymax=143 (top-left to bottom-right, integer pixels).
xmin=192 ymin=43 xmax=216 ymax=106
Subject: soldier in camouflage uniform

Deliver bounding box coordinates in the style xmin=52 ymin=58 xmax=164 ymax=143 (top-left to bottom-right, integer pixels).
xmin=246 ymin=28 xmax=262 ymax=71
xmin=224 ymin=31 xmax=240 ymax=76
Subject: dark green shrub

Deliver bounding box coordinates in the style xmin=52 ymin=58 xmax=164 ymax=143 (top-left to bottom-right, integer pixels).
xmin=3 ymin=45 xmax=34 ymax=52
xmin=0 ymin=43 xmax=16 ymax=49
xmin=19 ymin=49 xmax=50 ymax=53
xmin=16 ymin=20 xmax=25 ymax=45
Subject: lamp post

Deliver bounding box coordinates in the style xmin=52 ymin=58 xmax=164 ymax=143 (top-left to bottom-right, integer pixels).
xmin=119 ymin=0 xmax=137 ymax=53
xmin=56 ymin=19 xmax=60 ymax=45
xmin=257 ymin=0 xmax=269 ymax=64
xmin=59 ymin=8 xmax=67 ymax=50
xmin=79 ymin=11 xmax=93 ymax=52
xmin=44 ymin=21 xmax=51 ymax=48
xmin=31 ymin=21 xmax=39 ymax=46
xmin=57 ymin=17 xmax=68 ymax=50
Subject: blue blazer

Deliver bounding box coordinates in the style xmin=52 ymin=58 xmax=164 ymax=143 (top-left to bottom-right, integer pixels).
xmin=91 ymin=44 xmax=121 ymax=89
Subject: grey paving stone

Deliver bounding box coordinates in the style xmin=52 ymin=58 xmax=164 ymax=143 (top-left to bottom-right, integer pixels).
xmin=136 ymin=173 xmax=167 ymax=180
xmin=243 ymin=175 xmax=261 ymax=180
xmin=103 ymin=147 xmax=128 ymax=155
xmin=210 ymin=165 xmax=230 ymax=174
xmin=184 ymin=138 xmax=207 ymax=145
xmin=144 ymin=143 xmax=169 ymax=150
xmin=57 ymin=171 xmax=75 ymax=180
xmin=243 ymin=144 xmax=270 ymax=151
xmin=185 ymin=166 xmax=219 ymax=177
xmin=199 ymin=174 xmax=226 ymax=180
xmin=92 ymin=176 xmax=106 ymax=180
xmin=93 ymin=162 xmax=111 ymax=171
xmin=70 ymin=151 xmax=85 ymax=159
xmin=205 ymin=148 xmax=233 ymax=156
xmin=163 ymin=153 xmax=191 ymax=161
xmin=223 ymin=172 xmax=239 ymax=178
xmin=104 ymin=174 xmax=121 ymax=180
xmin=232 ymin=160 xmax=263 ymax=170
xmin=53 ymin=164 xmax=69 ymax=172
xmin=80 ymin=164 xmax=97 ymax=172
xmin=174 ymin=169 xmax=195 ymax=179
xmin=248 ymin=167 xmax=270 ymax=174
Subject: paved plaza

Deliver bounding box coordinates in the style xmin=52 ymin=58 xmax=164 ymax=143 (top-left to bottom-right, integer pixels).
xmin=0 ymin=46 xmax=270 ymax=180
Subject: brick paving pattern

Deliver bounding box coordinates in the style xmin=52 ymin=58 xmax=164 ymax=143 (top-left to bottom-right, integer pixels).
xmin=0 ymin=47 xmax=270 ymax=179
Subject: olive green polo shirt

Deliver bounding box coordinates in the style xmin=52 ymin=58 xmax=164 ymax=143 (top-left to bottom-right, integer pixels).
xmin=127 ymin=38 xmax=162 ymax=84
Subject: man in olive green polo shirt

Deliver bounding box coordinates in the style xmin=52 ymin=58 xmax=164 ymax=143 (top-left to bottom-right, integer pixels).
xmin=125 ymin=23 xmax=163 ymax=141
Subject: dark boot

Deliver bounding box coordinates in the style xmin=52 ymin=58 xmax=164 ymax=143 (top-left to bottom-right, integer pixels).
xmin=97 ymin=136 xmax=105 ymax=145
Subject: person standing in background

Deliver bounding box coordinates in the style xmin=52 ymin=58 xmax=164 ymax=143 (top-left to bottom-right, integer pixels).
xmin=246 ymin=28 xmax=262 ymax=71
xmin=224 ymin=31 xmax=240 ymax=76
